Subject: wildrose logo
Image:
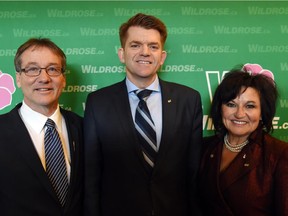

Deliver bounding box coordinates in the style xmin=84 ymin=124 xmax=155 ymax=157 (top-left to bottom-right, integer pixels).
xmin=203 ymin=70 xmax=228 ymax=130
xmin=0 ymin=70 xmax=16 ymax=110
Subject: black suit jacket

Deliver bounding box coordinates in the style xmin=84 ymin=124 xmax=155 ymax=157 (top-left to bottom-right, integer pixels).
xmin=0 ymin=103 xmax=83 ymax=216
xmin=84 ymin=79 xmax=203 ymax=216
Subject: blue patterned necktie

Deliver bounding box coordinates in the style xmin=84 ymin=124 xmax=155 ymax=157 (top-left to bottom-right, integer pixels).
xmin=135 ymin=89 xmax=157 ymax=172
xmin=44 ymin=118 xmax=68 ymax=206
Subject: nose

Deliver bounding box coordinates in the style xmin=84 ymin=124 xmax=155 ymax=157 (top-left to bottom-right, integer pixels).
xmin=235 ymin=107 xmax=246 ymax=118
xmin=141 ymin=45 xmax=150 ymax=56
xmin=38 ymin=69 xmax=51 ymax=82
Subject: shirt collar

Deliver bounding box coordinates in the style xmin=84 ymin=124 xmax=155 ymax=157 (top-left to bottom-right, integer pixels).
xmin=126 ymin=76 xmax=161 ymax=94
xmin=19 ymin=101 xmax=62 ymax=133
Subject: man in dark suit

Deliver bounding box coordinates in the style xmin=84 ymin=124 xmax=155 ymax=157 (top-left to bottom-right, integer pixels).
xmin=0 ymin=38 xmax=83 ymax=215
xmin=84 ymin=13 xmax=202 ymax=216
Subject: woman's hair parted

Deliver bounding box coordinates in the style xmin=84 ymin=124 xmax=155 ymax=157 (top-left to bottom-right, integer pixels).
xmin=210 ymin=65 xmax=278 ymax=136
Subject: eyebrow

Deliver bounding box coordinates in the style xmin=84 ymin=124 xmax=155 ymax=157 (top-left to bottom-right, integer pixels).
xmin=230 ymin=99 xmax=257 ymax=104
xmin=246 ymin=101 xmax=257 ymax=104
xmin=23 ymin=62 xmax=60 ymax=66
xmin=129 ymin=40 xmax=160 ymax=45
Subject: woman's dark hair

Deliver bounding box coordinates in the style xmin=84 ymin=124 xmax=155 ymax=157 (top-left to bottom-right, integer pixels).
xmin=210 ymin=66 xmax=278 ymax=136
xmin=119 ymin=13 xmax=167 ymax=48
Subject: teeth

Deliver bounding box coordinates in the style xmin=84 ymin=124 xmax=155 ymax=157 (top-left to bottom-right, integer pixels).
xmin=138 ymin=61 xmax=150 ymax=64
xmin=233 ymin=120 xmax=246 ymax=125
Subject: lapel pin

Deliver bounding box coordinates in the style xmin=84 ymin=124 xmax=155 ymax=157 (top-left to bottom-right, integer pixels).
xmin=244 ymin=163 xmax=249 ymax=167
xmin=243 ymin=154 xmax=246 ymax=159
xmin=168 ymin=99 xmax=172 ymax=103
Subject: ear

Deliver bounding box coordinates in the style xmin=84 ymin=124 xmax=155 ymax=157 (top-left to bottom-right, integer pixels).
xmin=160 ymin=50 xmax=167 ymax=65
xmin=63 ymin=76 xmax=66 ymax=89
xmin=118 ymin=48 xmax=125 ymax=63
xmin=16 ymin=72 xmax=21 ymax=88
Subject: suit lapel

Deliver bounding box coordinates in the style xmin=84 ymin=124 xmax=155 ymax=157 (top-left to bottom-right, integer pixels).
xmin=111 ymin=80 xmax=180 ymax=177
xmin=9 ymin=105 xmax=57 ymax=200
xmin=110 ymin=81 xmax=147 ymax=168
xmin=152 ymin=80 xmax=175 ymax=172
xmin=111 ymin=81 xmax=137 ymax=139
xmin=61 ymin=110 xmax=79 ymax=173
xmin=61 ymin=109 xmax=83 ymax=210
xmin=220 ymin=142 xmax=261 ymax=191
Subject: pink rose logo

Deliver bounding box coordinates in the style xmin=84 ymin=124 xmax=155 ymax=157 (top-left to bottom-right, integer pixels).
xmin=242 ymin=63 xmax=274 ymax=81
xmin=0 ymin=70 xmax=16 ymax=110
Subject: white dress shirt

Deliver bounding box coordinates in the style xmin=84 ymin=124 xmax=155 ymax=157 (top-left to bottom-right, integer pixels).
xmin=19 ymin=101 xmax=71 ymax=181
xmin=126 ymin=76 xmax=163 ymax=150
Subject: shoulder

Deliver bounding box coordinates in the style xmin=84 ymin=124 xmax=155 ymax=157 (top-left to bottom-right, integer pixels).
xmin=203 ymin=135 xmax=221 ymax=146
xmin=0 ymin=104 xmax=25 ymax=138
xmin=85 ymin=81 xmax=126 ymax=107
xmin=85 ymin=80 xmax=127 ymax=109
xmin=0 ymin=103 xmax=21 ymax=122
xmin=0 ymin=111 xmax=11 ymax=121
xmin=264 ymin=134 xmax=288 ymax=156
xmin=202 ymin=135 xmax=221 ymax=152
xmin=87 ymin=80 xmax=124 ymax=98
xmin=159 ymin=79 xmax=201 ymax=103
xmin=204 ymin=135 xmax=220 ymax=144
xmin=262 ymin=135 xmax=288 ymax=187
xmin=160 ymin=79 xmax=200 ymax=94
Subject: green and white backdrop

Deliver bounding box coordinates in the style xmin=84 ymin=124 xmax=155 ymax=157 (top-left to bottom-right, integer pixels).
xmin=0 ymin=0 xmax=288 ymax=141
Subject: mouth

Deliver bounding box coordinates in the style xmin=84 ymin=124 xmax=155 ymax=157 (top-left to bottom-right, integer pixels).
xmin=136 ymin=60 xmax=152 ymax=64
xmin=232 ymin=120 xmax=247 ymax=125
xmin=35 ymin=88 xmax=53 ymax=92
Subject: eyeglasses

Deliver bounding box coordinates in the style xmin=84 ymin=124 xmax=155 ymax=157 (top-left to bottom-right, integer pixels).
xmin=20 ymin=66 xmax=64 ymax=77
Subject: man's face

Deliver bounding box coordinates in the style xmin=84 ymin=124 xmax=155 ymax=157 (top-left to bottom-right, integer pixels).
xmin=118 ymin=26 xmax=167 ymax=88
xmin=16 ymin=46 xmax=66 ymax=116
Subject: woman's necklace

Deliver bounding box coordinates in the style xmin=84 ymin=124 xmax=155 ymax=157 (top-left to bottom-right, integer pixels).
xmin=224 ymin=134 xmax=249 ymax=153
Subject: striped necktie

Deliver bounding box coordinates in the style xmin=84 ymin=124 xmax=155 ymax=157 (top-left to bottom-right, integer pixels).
xmin=44 ymin=118 xmax=69 ymax=206
xmin=135 ymin=89 xmax=157 ymax=172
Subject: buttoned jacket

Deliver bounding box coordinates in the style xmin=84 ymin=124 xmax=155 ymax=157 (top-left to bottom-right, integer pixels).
xmin=84 ymin=79 xmax=203 ymax=216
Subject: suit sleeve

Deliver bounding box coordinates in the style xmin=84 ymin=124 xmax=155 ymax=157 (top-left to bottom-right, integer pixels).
xmin=83 ymin=93 xmax=102 ymax=216
xmin=274 ymin=144 xmax=288 ymax=215
xmin=188 ymin=91 xmax=203 ymax=216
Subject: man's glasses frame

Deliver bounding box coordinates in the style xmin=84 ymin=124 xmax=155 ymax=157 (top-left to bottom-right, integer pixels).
xmin=20 ymin=65 xmax=64 ymax=77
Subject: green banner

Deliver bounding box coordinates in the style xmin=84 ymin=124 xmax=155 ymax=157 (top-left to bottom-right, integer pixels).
xmin=0 ymin=1 xmax=287 ymax=140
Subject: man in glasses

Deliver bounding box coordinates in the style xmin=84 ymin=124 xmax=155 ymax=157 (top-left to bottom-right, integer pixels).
xmin=0 ymin=38 xmax=83 ymax=215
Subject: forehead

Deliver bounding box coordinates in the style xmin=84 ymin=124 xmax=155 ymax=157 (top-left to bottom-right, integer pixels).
xmin=237 ymin=87 xmax=260 ymax=102
xmin=126 ymin=26 xmax=162 ymax=44
xmin=20 ymin=46 xmax=61 ymax=65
